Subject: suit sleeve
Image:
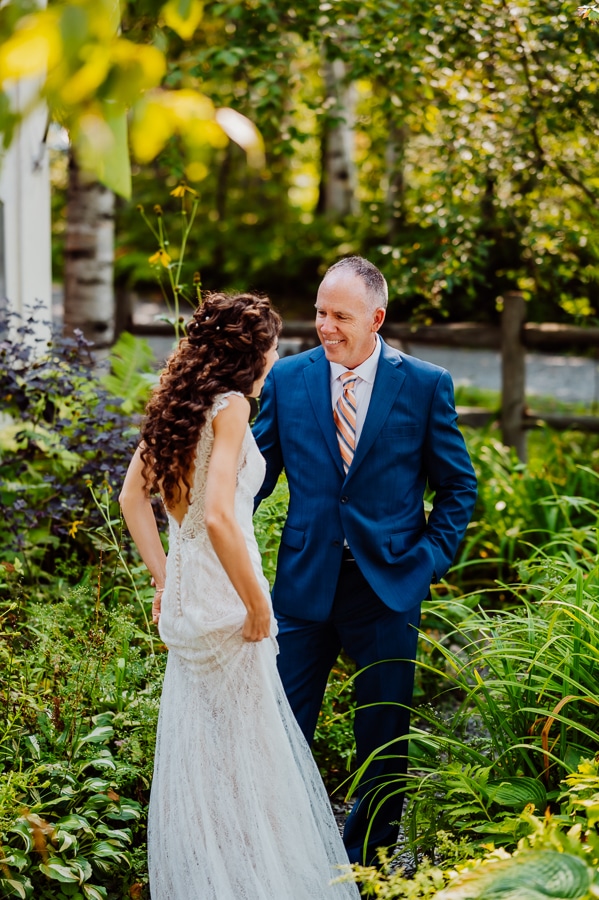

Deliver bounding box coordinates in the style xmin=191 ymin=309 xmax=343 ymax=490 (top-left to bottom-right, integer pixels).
xmin=421 ymin=369 xmax=478 ymax=581
xmin=252 ymin=366 xmax=284 ymax=510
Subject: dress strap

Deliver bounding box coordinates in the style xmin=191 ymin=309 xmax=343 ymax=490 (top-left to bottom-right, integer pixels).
xmin=210 ymin=390 xmax=246 ymax=420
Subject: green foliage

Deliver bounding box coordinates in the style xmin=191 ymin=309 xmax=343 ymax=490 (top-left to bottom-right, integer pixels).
xmin=450 ymin=429 xmax=599 ymax=593
xmin=0 ymin=314 xmax=140 ymax=582
xmin=335 ymin=850 xmax=451 ymax=898
xmin=100 ymin=332 xmax=158 ymax=416
xmin=253 ymin=474 xmax=289 ymax=589
xmin=340 ymin=756 xmax=599 ymax=898
xmin=0 ymin=563 xmax=162 ymax=898
xmin=312 ymin=654 xmax=356 ymax=795
xmin=94 ymin=0 xmax=599 ymax=323
xmin=3 ymin=314 xmax=599 ymax=895
xmin=402 ymin=551 xmax=599 ymax=855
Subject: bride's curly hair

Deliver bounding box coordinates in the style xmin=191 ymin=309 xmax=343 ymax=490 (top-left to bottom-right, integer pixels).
xmin=140 ymin=292 xmax=282 ymax=505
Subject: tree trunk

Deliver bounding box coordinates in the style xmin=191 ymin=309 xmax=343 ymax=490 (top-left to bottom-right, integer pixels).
xmin=385 ymin=122 xmax=408 ymax=240
xmin=63 ymin=151 xmax=115 ymax=349
xmin=318 ymin=56 xmax=357 ymax=218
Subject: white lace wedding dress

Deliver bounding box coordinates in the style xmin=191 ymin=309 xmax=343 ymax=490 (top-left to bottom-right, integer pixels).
xmin=148 ymin=392 xmax=359 ymax=899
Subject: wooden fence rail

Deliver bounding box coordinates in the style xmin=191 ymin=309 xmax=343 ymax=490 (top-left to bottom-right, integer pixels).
xmin=277 ymin=292 xmax=599 ymax=461
xmin=130 ymin=291 xmax=599 ymax=460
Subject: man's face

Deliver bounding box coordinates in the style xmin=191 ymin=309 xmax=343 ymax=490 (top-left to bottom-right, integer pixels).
xmin=315 ymin=271 xmax=385 ymax=369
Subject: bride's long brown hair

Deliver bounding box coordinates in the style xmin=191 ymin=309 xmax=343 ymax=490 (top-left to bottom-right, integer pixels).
xmin=140 ymin=292 xmax=282 ymax=505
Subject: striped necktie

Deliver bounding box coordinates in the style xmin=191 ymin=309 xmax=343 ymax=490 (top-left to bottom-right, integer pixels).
xmin=334 ymin=371 xmax=358 ymax=473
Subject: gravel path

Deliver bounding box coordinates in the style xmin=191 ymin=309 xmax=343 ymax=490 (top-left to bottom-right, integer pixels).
xmin=406 ymin=342 xmax=599 ymax=407
xmin=144 ymin=331 xmax=598 ymax=408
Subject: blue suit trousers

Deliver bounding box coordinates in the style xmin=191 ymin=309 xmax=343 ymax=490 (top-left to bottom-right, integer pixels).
xmin=275 ymin=557 xmax=420 ymax=865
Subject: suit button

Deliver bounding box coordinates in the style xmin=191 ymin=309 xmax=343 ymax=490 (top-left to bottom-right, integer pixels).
xmin=332 ymin=539 xmax=341 ymax=546
xmin=340 ymin=496 xmax=349 ymax=504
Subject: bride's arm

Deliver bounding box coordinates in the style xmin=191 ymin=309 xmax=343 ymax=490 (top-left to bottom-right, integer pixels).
xmin=119 ymin=446 xmax=167 ymax=623
xmin=205 ymin=395 xmax=271 ymax=642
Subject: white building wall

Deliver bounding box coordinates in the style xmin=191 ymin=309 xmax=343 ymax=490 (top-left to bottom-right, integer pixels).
xmin=0 ymin=76 xmax=52 ymax=331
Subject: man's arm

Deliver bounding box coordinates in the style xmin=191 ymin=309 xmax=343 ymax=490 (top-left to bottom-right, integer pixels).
xmin=252 ymin=366 xmax=284 ymax=509
xmin=421 ymin=369 xmax=478 ymax=580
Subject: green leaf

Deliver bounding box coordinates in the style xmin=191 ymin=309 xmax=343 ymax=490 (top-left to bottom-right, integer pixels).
xmin=74 ymin=104 xmax=131 ymax=199
xmin=8 ymin=821 xmax=34 ymax=852
xmin=0 ymin=877 xmax=31 ymax=899
xmin=82 ymin=884 xmax=107 ymax=900
xmin=38 ymin=861 xmax=80 ymax=883
xmin=436 ymin=850 xmax=592 ymax=899
xmin=54 ymin=815 xmax=93 ymax=833
xmin=90 ymin=841 xmax=127 ymax=859
xmin=75 ymin=724 xmax=114 ymax=752
xmin=487 ymin=777 xmax=547 ymax=809
xmin=70 ymin=857 xmax=93 ymax=882
xmin=24 ymin=734 xmax=41 ymax=760
xmin=0 ymin=849 xmax=29 ymax=872
xmin=55 ymin=830 xmax=78 ymax=853
xmin=77 ymin=755 xmax=116 ymax=775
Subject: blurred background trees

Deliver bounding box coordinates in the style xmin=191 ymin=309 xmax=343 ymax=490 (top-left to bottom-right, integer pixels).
xmin=107 ymin=0 xmax=599 ymax=327
xmin=4 ymin=0 xmax=599 ymax=333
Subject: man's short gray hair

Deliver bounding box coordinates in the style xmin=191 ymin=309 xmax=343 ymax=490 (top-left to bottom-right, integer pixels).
xmin=324 ymin=256 xmax=388 ymax=310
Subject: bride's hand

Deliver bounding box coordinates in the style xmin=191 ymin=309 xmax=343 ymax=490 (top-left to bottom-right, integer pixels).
xmin=150 ymin=578 xmax=163 ymax=624
xmin=242 ymin=603 xmax=271 ymax=642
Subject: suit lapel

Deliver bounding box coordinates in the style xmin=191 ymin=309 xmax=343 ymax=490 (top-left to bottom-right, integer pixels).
xmin=303 ymin=347 xmax=345 ymax=476
xmin=347 ymin=342 xmax=406 ymax=478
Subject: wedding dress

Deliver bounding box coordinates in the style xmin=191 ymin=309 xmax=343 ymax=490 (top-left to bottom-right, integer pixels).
xmin=148 ymin=392 xmax=360 ymax=899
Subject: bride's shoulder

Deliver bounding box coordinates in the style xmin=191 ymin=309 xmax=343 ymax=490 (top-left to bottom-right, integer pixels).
xmin=211 ymin=391 xmax=250 ymax=421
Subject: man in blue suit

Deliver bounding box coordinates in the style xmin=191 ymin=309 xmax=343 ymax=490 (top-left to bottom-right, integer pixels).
xmin=253 ymin=256 xmax=477 ymax=864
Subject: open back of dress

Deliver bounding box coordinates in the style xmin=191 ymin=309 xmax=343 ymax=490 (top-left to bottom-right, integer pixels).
xmin=148 ymin=392 xmax=360 ymax=899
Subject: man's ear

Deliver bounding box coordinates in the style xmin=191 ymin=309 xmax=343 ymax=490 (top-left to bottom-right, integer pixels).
xmin=372 ymin=307 xmax=386 ymax=332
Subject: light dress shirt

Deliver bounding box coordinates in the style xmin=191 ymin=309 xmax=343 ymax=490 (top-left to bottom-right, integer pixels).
xmin=329 ymin=334 xmax=382 ymax=446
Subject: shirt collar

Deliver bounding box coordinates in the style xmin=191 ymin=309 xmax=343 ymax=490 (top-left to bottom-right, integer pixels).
xmin=330 ymin=334 xmax=382 ymax=385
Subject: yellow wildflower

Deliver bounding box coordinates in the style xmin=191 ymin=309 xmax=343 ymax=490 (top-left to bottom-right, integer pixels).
xmin=170 ymin=183 xmax=198 ymax=198
xmin=68 ymin=519 xmax=84 ymax=538
xmin=149 ymin=249 xmax=172 ymax=268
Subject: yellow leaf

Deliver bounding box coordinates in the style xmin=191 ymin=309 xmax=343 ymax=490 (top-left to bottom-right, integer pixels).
xmin=167 ymin=88 xmax=214 ymax=125
xmin=0 ymin=13 xmax=60 ymax=82
xmin=60 ymin=46 xmax=111 ymax=106
xmin=130 ymin=95 xmax=176 ymax=163
xmin=71 ymin=102 xmax=132 ymax=199
xmin=215 ymin=107 xmax=264 ymax=167
xmin=109 ymin=40 xmax=167 ymax=103
xmin=184 ymin=118 xmax=227 ymax=150
xmin=161 ymin=0 xmax=204 ymax=40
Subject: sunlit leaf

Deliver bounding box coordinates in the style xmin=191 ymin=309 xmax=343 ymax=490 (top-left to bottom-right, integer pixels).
xmin=130 ymin=95 xmax=176 ymax=163
xmin=60 ymin=45 xmax=112 ymax=106
xmin=72 ymin=104 xmax=131 ymax=198
xmin=162 ymin=0 xmax=204 ymax=40
xmin=0 ymin=13 xmax=60 ymax=81
xmin=215 ymin=107 xmax=264 ymax=167
xmin=109 ymin=40 xmax=167 ymax=104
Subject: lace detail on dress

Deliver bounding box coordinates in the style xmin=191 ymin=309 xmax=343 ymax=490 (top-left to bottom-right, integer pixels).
xmin=147 ymin=392 xmax=360 ymax=900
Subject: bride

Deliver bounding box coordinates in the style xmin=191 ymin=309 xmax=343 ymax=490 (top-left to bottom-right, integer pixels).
xmin=119 ymin=292 xmax=359 ymax=899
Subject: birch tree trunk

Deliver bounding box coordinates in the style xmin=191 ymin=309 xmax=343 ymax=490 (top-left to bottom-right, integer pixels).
xmin=63 ymin=151 xmax=115 ymax=349
xmin=385 ymin=122 xmax=408 ymax=241
xmin=318 ymin=57 xmax=357 ymax=218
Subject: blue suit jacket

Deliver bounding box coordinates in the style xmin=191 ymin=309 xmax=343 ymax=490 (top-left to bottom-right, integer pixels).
xmin=253 ymin=340 xmax=477 ymax=621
